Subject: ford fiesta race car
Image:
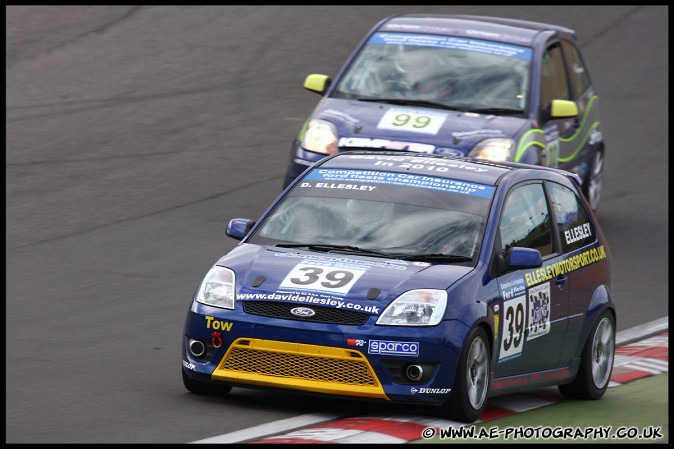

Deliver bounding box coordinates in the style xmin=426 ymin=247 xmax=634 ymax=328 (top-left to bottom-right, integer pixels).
xmin=284 ymin=14 xmax=606 ymax=211
xmin=182 ymin=151 xmax=616 ymax=423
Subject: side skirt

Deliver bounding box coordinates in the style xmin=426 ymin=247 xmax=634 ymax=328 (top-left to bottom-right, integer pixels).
xmin=489 ymin=358 xmax=580 ymax=397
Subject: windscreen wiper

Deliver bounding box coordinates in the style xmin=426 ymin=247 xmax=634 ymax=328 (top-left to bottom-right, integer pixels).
xmin=357 ymin=97 xmax=455 ymax=111
xmin=275 ymin=243 xmax=394 ymax=258
xmin=459 ymin=107 xmax=524 ymax=115
xmin=399 ymin=253 xmax=473 ymax=263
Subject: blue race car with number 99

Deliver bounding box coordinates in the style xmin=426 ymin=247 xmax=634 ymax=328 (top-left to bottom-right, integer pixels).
xmin=284 ymin=14 xmax=606 ymax=211
xmin=182 ymin=150 xmax=616 ymax=423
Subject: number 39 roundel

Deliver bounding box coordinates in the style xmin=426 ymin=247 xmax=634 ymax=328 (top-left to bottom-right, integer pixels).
xmin=499 ymin=294 xmax=526 ymax=360
xmin=279 ymin=263 xmax=366 ymax=295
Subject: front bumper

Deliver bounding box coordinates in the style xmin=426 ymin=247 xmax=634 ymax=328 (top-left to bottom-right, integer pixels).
xmin=182 ymin=303 xmax=471 ymax=405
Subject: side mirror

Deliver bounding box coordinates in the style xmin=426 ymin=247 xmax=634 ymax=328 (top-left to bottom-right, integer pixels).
xmin=304 ymin=74 xmax=331 ymax=95
xmin=506 ymin=247 xmax=542 ymax=269
xmin=226 ymin=218 xmax=255 ymax=241
xmin=550 ymin=99 xmax=579 ymax=119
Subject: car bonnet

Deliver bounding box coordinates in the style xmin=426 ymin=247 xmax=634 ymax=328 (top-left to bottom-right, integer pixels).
xmin=217 ymin=243 xmax=473 ymax=317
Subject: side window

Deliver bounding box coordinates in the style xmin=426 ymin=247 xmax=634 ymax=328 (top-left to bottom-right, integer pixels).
xmin=546 ymin=181 xmax=595 ymax=252
xmin=540 ymin=43 xmax=571 ymax=113
xmin=499 ymin=183 xmax=553 ymax=257
xmin=561 ymin=40 xmax=592 ymax=99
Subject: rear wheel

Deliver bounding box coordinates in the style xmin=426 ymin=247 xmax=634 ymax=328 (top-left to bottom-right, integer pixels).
xmin=439 ymin=326 xmax=490 ymax=423
xmin=559 ymin=310 xmax=615 ymax=399
xmin=584 ymin=150 xmax=604 ymax=211
xmin=182 ymin=369 xmax=232 ymax=397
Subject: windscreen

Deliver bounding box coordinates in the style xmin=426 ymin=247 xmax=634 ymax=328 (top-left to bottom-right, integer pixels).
xmin=332 ymin=32 xmax=532 ymax=113
xmin=248 ymin=167 xmax=495 ymax=264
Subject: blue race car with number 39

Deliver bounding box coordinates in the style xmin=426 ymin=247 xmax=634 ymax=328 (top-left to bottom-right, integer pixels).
xmin=284 ymin=14 xmax=606 ymax=211
xmin=182 ymin=150 xmax=616 ymax=423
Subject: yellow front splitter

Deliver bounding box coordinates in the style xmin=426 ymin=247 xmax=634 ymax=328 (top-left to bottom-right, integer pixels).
xmin=211 ymin=338 xmax=389 ymax=400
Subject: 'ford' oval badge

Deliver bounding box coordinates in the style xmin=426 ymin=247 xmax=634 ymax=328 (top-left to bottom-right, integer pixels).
xmin=290 ymin=307 xmax=316 ymax=317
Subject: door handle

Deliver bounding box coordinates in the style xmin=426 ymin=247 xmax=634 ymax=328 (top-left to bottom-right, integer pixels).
xmin=555 ymin=274 xmax=567 ymax=289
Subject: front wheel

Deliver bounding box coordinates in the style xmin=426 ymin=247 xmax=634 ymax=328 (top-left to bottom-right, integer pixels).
xmin=559 ymin=310 xmax=615 ymax=400
xmin=439 ymin=326 xmax=490 ymax=423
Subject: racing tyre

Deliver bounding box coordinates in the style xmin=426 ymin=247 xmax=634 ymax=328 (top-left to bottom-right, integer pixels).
xmin=182 ymin=369 xmax=232 ymax=397
xmin=559 ymin=311 xmax=615 ymax=400
xmin=584 ymin=150 xmax=604 ymax=211
xmin=439 ymin=326 xmax=490 ymax=423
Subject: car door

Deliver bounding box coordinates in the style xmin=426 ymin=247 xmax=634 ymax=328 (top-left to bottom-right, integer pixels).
xmin=538 ymin=42 xmax=574 ymax=169
xmin=538 ymin=40 xmax=598 ymax=173
xmin=544 ymin=179 xmax=606 ymax=368
xmin=493 ymin=181 xmax=569 ymax=377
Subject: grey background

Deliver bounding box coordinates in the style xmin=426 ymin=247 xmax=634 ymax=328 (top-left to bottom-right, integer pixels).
xmin=6 ymin=5 xmax=668 ymax=444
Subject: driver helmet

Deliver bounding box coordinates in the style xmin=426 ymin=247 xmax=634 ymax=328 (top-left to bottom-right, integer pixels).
xmin=345 ymin=199 xmax=393 ymax=227
xmin=393 ymin=46 xmax=438 ymax=83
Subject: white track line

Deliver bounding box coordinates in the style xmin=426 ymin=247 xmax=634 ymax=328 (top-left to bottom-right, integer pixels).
xmin=190 ymin=413 xmax=346 ymax=444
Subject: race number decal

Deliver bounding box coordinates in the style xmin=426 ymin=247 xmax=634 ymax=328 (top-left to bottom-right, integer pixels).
xmin=377 ymin=108 xmax=447 ymax=135
xmin=279 ymin=263 xmax=365 ymax=295
xmin=527 ymin=282 xmax=551 ymax=341
xmin=499 ymin=295 xmax=526 ymax=360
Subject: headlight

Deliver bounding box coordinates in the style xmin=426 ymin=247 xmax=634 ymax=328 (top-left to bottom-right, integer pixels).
xmin=196 ymin=266 xmax=235 ymax=309
xmin=301 ymin=119 xmax=338 ymax=154
xmin=467 ymin=138 xmax=515 ymax=162
xmin=376 ymin=289 xmax=447 ymax=326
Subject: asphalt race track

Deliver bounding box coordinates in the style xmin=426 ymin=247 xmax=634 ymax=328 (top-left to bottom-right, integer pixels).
xmin=6 ymin=5 xmax=668 ymax=444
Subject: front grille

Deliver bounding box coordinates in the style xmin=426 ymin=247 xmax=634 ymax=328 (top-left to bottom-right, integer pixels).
xmin=218 ymin=339 xmax=377 ymax=386
xmin=224 ymin=347 xmax=376 ymax=385
xmin=211 ymin=339 xmax=387 ymax=399
xmin=243 ymin=301 xmax=370 ymax=325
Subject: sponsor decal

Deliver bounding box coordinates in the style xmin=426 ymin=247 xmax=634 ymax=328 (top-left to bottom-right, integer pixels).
xmin=273 ymin=251 xmax=409 ymax=271
xmin=345 ymin=154 xmax=491 ymax=171
xmin=499 ymin=276 xmax=526 ymax=300
xmin=290 ymin=307 xmax=316 ymax=317
xmin=305 ymin=169 xmax=494 ymax=198
xmin=237 ymin=291 xmax=381 ymax=315
xmin=368 ymin=339 xmax=419 ymax=356
xmin=411 ymin=387 xmax=451 ymax=394
xmin=564 ymin=222 xmax=592 ymax=245
xmin=338 ymin=136 xmax=435 ymax=153
xmin=492 ymin=367 xmax=571 ymax=390
xmin=492 ymin=376 xmax=529 ymax=389
xmin=367 ymin=33 xmax=532 ymax=61
xmin=451 ymin=129 xmax=506 ymax=139
xmin=434 ymin=147 xmax=464 ymax=157
xmin=524 ymin=245 xmax=607 ymax=287
xmin=527 ymin=283 xmax=550 ymax=341
xmin=347 ymin=338 xmax=366 ymax=347
xmin=299 ymin=181 xmax=377 ymax=191
xmin=183 ymin=360 xmax=196 ymax=370
xmin=205 ymin=316 xmax=233 ymax=331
